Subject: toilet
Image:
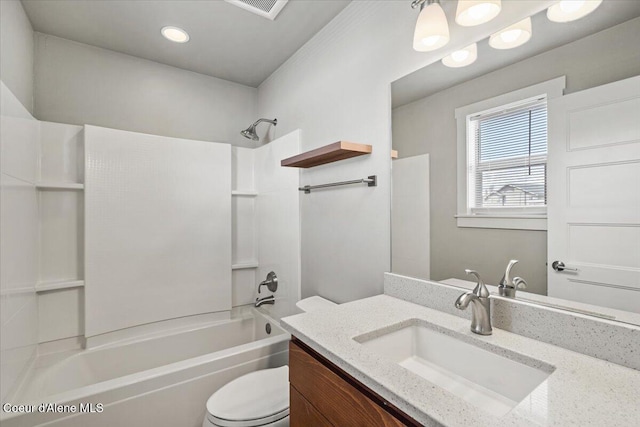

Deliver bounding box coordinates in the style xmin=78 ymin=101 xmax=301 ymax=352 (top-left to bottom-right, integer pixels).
xmin=202 ymin=296 xmax=337 ymax=427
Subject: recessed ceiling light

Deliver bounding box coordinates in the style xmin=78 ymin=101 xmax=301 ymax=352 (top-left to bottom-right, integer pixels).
xmin=161 ymin=26 xmax=190 ymax=43
xmin=547 ymin=0 xmax=603 ymax=23
xmin=489 ymin=17 xmax=532 ymax=50
xmin=456 ymin=0 xmax=502 ymax=27
xmin=442 ymin=43 xmax=478 ymax=68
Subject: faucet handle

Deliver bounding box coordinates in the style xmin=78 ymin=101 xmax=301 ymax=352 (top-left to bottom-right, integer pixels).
xmin=513 ymin=277 xmax=527 ymax=290
xmin=465 ymin=269 xmax=490 ymax=298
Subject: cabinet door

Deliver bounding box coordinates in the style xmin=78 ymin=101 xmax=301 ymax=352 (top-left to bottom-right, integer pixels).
xmin=290 ymin=386 xmax=333 ymax=426
xmin=289 ymin=340 xmax=411 ymax=427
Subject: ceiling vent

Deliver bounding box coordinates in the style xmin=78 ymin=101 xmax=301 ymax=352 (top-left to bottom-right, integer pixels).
xmin=224 ymin=0 xmax=289 ymax=20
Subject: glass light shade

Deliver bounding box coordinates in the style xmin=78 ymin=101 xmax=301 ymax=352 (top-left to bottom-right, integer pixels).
xmin=547 ymin=0 xmax=603 ymax=23
xmin=413 ymin=2 xmax=450 ymax=52
xmin=456 ymin=0 xmax=502 ymax=26
xmin=442 ymin=43 xmax=478 ymax=68
xmin=161 ymin=26 xmax=190 ymax=43
xmin=489 ymin=17 xmax=532 ymax=50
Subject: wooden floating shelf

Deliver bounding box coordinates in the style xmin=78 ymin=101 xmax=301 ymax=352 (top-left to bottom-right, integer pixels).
xmin=36 ymin=279 xmax=85 ymax=293
xmin=281 ymin=141 xmax=372 ymax=168
xmin=36 ymin=182 xmax=84 ymax=190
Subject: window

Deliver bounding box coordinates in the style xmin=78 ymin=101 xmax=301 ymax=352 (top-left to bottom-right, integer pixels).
xmin=455 ymin=77 xmax=565 ymax=230
xmin=468 ymin=97 xmax=547 ymax=214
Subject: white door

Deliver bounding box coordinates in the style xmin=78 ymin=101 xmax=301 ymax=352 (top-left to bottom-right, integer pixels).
xmin=547 ymin=76 xmax=640 ymax=313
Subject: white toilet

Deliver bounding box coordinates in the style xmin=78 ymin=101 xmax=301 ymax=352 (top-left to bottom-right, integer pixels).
xmin=202 ymin=296 xmax=337 ymax=427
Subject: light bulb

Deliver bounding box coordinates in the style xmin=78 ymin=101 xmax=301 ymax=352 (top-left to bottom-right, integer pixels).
xmin=560 ymin=0 xmax=586 ymax=13
xmin=456 ymin=0 xmax=502 ymax=27
xmin=451 ymin=50 xmax=470 ymax=62
xmin=442 ymin=43 xmax=478 ymax=68
xmin=489 ymin=17 xmax=531 ymax=50
xmin=500 ymin=29 xmax=522 ymax=43
xmin=422 ymin=35 xmax=442 ymax=47
xmin=547 ymin=0 xmax=602 ymax=23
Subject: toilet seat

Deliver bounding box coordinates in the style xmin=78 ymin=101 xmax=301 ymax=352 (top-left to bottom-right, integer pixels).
xmin=206 ymin=366 xmax=289 ymax=427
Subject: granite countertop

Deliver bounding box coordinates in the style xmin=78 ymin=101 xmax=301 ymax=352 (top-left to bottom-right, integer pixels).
xmin=281 ymin=295 xmax=640 ymax=427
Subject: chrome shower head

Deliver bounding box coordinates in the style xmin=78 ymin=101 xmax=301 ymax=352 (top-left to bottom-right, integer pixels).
xmin=240 ymin=118 xmax=277 ymax=142
xmin=241 ymin=125 xmax=259 ymax=141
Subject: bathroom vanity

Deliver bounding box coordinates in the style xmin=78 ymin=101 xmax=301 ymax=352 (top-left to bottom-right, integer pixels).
xmin=282 ymin=275 xmax=640 ymax=427
xmin=289 ymin=338 xmax=419 ymax=426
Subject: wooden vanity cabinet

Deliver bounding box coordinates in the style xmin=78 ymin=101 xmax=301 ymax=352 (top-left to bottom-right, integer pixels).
xmin=289 ymin=337 xmax=421 ymax=427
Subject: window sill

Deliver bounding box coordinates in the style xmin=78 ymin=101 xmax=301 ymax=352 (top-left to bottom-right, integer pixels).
xmin=455 ymin=214 xmax=547 ymax=231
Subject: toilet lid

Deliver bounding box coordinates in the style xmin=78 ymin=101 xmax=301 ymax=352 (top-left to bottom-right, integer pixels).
xmin=206 ymin=366 xmax=289 ymax=427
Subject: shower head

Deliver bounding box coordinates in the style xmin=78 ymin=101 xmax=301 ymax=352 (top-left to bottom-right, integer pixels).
xmin=240 ymin=118 xmax=277 ymax=141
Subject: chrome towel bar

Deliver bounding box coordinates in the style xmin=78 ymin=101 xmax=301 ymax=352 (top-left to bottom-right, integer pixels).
xmin=299 ymin=175 xmax=377 ymax=194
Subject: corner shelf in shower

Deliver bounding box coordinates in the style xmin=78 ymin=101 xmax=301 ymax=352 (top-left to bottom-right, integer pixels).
xmin=36 ymin=279 xmax=85 ymax=293
xmin=281 ymin=141 xmax=372 ymax=168
xmin=232 ymin=190 xmax=258 ymax=197
xmin=232 ymin=261 xmax=259 ymax=270
xmin=36 ymin=182 xmax=84 ymax=190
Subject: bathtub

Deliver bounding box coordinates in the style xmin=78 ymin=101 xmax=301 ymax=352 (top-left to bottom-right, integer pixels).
xmin=1 ymin=307 xmax=289 ymax=427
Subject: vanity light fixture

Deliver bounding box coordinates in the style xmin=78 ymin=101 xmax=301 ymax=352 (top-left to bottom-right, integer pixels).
xmin=547 ymin=0 xmax=603 ymax=23
xmin=412 ymin=0 xmax=450 ymax=52
xmin=455 ymin=0 xmax=501 ymax=27
xmin=488 ymin=17 xmax=532 ymax=50
xmin=442 ymin=43 xmax=478 ymax=67
xmin=161 ymin=26 xmax=190 ymax=43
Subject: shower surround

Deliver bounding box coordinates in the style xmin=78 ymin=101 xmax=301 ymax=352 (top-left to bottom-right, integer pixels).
xmin=1 ymin=81 xmax=301 ymax=425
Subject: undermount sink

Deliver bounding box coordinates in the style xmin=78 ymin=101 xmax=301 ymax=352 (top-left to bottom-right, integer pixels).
xmin=355 ymin=321 xmax=553 ymax=416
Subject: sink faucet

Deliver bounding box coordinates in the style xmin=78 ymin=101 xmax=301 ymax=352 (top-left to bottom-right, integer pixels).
xmin=455 ymin=269 xmax=492 ymax=335
xmin=498 ymin=260 xmax=527 ymax=298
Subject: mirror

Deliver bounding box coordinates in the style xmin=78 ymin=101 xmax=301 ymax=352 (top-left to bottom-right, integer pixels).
xmin=391 ymin=3 xmax=640 ymax=325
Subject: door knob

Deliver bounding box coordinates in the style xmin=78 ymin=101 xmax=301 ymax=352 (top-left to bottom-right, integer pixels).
xmin=552 ymin=261 xmax=578 ymax=272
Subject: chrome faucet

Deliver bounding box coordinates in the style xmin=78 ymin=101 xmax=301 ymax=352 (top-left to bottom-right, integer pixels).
xmin=255 ymin=295 xmax=275 ymax=307
xmin=498 ymin=259 xmax=527 ymax=298
xmin=455 ymin=269 xmax=492 ymax=335
xmin=255 ymin=271 xmax=278 ymax=307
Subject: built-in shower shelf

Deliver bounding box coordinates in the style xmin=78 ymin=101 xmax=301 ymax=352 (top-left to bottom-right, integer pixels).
xmin=281 ymin=141 xmax=372 ymax=168
xmin=36 ymin=279 xmax=85 ymax=293
xmin=232 ymin=190 xmax=258 ymax=197
xmin=36 ymin=182 xmax=84 ymax=190
xmin=232 ymin=261 xmax=259 ymax=270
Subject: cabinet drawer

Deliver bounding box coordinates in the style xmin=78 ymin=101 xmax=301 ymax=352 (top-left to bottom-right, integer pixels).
xmin=289 ymin=339 xmax=415 ymax=427
xmin=290 ymin=386 xmax=332 ymax=426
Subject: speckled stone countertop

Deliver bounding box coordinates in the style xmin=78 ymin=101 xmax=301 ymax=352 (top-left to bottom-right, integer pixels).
xmin=281 ymin=295 xmax=640 ymax=427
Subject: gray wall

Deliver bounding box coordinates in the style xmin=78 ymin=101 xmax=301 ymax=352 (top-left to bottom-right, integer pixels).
xmin=34 ymin=33 xmax=258 ymax=147
xmin=0 ymin=0 xmax=35 ymax=112
xmin=256 ymin=1 xmax=550 ymax=303
xmin=392 ymin=18 xmax=640 ymax=294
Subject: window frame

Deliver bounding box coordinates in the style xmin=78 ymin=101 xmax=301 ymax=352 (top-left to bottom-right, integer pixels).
xmin=455 ymin=77 xmax=566 ymax=231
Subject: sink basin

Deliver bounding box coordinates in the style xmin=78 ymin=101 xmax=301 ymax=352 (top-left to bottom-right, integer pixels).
xmin=355 ymin=322 xmax=553 ymax=416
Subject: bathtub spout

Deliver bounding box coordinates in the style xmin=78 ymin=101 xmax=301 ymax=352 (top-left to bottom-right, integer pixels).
xmin=255 ymin=295 xmax=275 ymax=307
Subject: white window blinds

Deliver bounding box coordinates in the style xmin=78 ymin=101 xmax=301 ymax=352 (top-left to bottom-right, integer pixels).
xmin=467 ymin=97 xmax=547 ymax=214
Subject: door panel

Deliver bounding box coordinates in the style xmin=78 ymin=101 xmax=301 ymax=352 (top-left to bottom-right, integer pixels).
xmin=548 ymin=76 xmax=640 ymax=312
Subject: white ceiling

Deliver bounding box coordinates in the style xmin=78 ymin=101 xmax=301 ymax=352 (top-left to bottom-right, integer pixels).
xmin=22 ymin=0 xmax=351 ymax=88
xmin=392 ymin=0 xmax=640 ymax=108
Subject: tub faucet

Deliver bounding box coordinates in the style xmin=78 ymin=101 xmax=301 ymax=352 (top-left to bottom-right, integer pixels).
xmin=258 ymin=271 xmax=278 ymax=294
xmin=498 ymin=259 xmax=527 ymax=298
xmin=455 ymin=269 xmax=492 ymax=335
xmin=255 ymin=295 xmax=275 ymax=307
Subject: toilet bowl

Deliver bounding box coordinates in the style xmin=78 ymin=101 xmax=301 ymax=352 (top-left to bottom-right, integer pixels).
xmin=203 ymin=297 xmax=337 ymax=427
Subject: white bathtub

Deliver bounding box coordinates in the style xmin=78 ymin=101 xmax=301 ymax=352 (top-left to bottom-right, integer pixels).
xmin=1 ymin=307 xmax=289 ymax=427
